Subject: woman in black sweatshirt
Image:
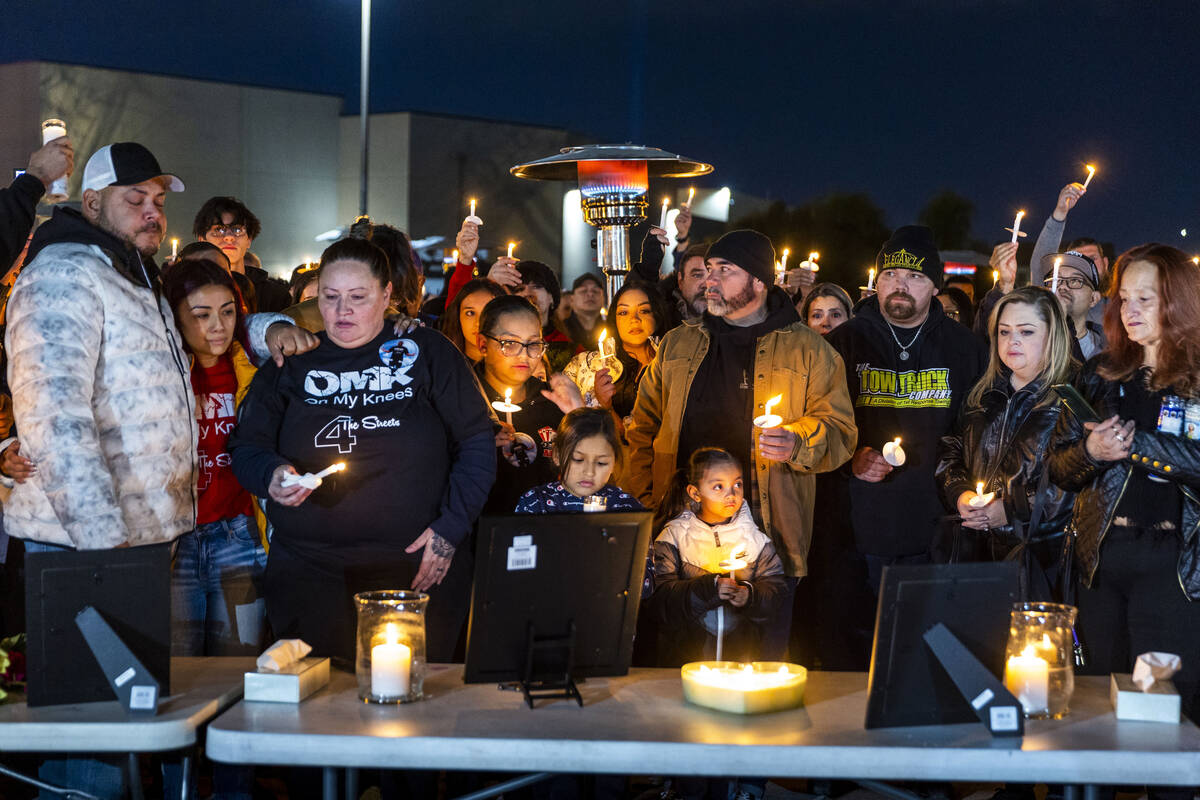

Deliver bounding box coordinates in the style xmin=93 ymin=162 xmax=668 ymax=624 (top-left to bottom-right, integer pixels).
xmin=230 ymin=236 xmax=495 ymax=663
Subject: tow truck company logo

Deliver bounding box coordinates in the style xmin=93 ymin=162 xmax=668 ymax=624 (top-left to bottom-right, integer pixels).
xmin=881 ymin=248 xmax=924 ymax=271
xmin=855 ymin=364 xmax=952 ymax=408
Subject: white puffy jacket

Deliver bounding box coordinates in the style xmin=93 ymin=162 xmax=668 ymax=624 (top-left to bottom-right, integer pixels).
xmin=5 ymin=234 xmax=199 ymax=549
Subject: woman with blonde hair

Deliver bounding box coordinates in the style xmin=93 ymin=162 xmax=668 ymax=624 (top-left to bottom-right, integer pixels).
xmin=936 ymin=286 xmax=1077 ymax=596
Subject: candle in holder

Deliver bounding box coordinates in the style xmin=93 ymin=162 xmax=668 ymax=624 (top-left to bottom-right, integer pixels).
xmin=507 ymin=241 xmax=516 ymax=259
xmin=1051 ymin=256 xmax=1063 ymax=294
xmin=659 ymin=196 xmax=670 ymax=229
xmin=596 ymin=328 xmax=615 ymax=362
xmin=492 ymin=387 xmax=521 ymax=427
xmin=806 ymin=251 xmax=820 ymax=272
xmin=1082 ymin=164 xmax=1096 ymax=191
xmin=718 ymin=545 xmax=748 ymax=580
xmin=753 ymin=394 xmax=783 ymax=428
xmin=882 ymin=436 xmax=906 ymax=467
xmin=371 ymin=623 xmax=412 ymax=698
xmin=281 ymin=461 xmax=347 ymax=490
xmin=1004 ymin=644 xmax=1049 ymax=715
xmin=968 ymin=480 xmax=996 ymax=508
xmin=1007 ymin=210 xmax=1027 ymax=244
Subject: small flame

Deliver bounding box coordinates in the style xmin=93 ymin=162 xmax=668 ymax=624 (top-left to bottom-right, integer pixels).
xmin=976 ymin=481 xmax=984 ymax=496
xmin=993 ymin=269 xmax=999 ymax=283
xmin=893 ymin=436 xmax=901 ymax=447
xmin=779 ymin=248 xmax=789 ymax=272
xmin=385 ymin=622 xmax=399 ymax=645
xmin=469 ymin=197 xmax=477 ymax=216
xmin=809 ymin=251 xmax=819 ymax=262
xmin=507 ymin=241 xmax=516 ymax=259
xmin=1085 ymin=164 xmax=1096 ymax=178
xmin=764 ymin=394 xmax=782 ymax=416
xmin=451 ymin=249 xmax=459 ymax=263
xmin=687 ymin=187 xmax=695 ymax=206
xmin=1020 ymin=644 xmax=1040 ymax=659
xmin=504 ymin=387 xmax=512 ymax=403
xmin=730 ymin=545 xmax=747 ymax=562
xmin=597 ymin=329 xmax=607 ymax=345
xmin=662 ymin=196 xmax=671 ymax=209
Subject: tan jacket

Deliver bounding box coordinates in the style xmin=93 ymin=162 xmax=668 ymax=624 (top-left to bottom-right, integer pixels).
xmin=625 ymin=316 xmax=857 ymax=577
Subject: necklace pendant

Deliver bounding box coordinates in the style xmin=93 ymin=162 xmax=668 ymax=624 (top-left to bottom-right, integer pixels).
xmin=899 ymin=350 xmax=910 ymax=361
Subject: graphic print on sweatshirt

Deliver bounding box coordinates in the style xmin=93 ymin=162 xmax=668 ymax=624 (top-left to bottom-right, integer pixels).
xmin=197 ymin=391 xmax=237 ymax=491
xmin=854 ymin=363 xmax=952 ymax=409
xmin=300 ymin=337 xmax=417 ymax=455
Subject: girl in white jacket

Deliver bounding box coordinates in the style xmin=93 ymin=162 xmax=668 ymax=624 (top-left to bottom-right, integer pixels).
xmin=650 ymin=447 xmax=786 ymax=666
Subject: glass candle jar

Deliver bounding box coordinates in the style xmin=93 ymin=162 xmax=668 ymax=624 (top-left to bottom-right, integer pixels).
xmin=1003 ymin=601 xmax=1077 ymax=719
xmin=354 ymin=590 xmax=428 ymax=704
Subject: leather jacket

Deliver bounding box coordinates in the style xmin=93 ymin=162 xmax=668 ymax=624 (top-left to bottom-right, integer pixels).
xmin=937 ymin=376 xmax=1075 ymax=544
xmin=1048 ymin=359 xmax=1200 ymax=600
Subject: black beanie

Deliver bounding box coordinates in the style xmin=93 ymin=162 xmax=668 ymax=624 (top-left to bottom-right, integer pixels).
xmin=876 ymin=225 xmax=943 ymax=289
xmin=705 ymin=230 xmax=776 ymax=286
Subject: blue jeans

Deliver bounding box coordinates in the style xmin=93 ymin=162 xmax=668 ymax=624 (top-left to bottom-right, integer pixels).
xmin=170 ymin=515 xmax=267 ymax=656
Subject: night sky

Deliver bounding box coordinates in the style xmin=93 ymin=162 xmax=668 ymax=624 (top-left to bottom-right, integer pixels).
xmin=4 ymin=0 xmax=1198 ymax=253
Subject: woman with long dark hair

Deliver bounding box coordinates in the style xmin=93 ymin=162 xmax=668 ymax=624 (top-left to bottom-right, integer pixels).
xmin=439 ymin=277 xmax=505 ymax=362
xmin=161 ymin=258 xmax=266 ymax=656
xmin=1049 ymin=243 xmax=1200 ymax=722
xmin=937 ymin=286 xmax=1077 ymax=595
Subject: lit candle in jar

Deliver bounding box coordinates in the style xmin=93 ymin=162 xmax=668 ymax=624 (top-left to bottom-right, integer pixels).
xmin=1082 ymin=164 xmax=1096 ymax=191
xmin=371 ymin=623 xmax=412 ymax=698
xmin=1004 ymin=645 xmax=1049 ymax=715
xmin=659 ymin=196 xmax=670 ymax=229
xmin=882 ymin=436 xmax=906 ymax=467
xmin=1051 ymin=256 xmax=1062 ymax=294
xmin=753 ymin=394 xmax=783 ymax=428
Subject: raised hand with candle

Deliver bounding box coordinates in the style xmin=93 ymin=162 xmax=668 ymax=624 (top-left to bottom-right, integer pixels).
xmin=1053 ymin=182 xmax=1086 ymax=222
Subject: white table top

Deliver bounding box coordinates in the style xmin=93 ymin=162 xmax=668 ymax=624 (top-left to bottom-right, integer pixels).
xmin=206 ymin=666 xmax=1200 ymax=785
xmin=0 ymin=657 xmax=253 ymax=753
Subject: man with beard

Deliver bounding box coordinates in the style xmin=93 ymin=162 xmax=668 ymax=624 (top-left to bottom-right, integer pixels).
xmin=827 ymin=226 xmax=987 ymax=593
xmin=627 ymin=229 xmax=857 ymax=658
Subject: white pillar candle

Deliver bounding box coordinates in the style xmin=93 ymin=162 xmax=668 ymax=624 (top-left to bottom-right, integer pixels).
xmin=507 ymin=242 xmax=516 ymax=259
xmin=1010 ymin=210 xmax=1025 ymax=244
xmin=659 ymin=197 xmax=670 ymax=229
xmin=469 ymin=198 xmax=476 ymax=217
xmin=867 ymin=267 xmax=876 ymax=292
xmin=1051 ymin=256 xmax=1062 ymax=294
xmin=371 ymin=625 xmax=412 ymax=698
xmin=1005 ymin=646 xmax=1049 ymax=714
xmin=171 ymin=238 xmax=179 ymax=260
xmin=686 ymin=187 xmax=695 ymax=208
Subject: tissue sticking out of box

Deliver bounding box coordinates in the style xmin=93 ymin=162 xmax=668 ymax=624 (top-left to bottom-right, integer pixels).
xmin=1132 ymin=651 xmax=1181 ymax=691
xmin=257 ymin=639 xmax=312 ymax=672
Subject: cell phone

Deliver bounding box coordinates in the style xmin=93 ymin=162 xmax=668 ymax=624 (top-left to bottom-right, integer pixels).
xmin=1052 ymin=384 xmax=1101 ymax=425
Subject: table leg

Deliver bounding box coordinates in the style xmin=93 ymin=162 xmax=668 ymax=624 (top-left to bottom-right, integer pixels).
xmin=345 ymin=767 xmax=359 ymax=800
xmin=179 ymin=751 xmax=193 ymax=800
xmin=128 ymin=753 xmax=144 ymax=800
xmin=323 ymin=766 xmax=338 ymax=800
xmin=1064 ymin=785 xmax=1104 ymax=800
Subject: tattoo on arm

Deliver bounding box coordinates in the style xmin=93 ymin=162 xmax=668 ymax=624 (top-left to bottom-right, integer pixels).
xmin=431 ymin=534 xmax=455 ymax=559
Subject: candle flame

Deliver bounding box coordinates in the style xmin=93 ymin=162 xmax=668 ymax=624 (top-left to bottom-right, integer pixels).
xmin=976 ymin=481 xmax=984 ymax=496
xmin=893 ymin=436 xmax=901 ymax=446
xmin=662 ymin=196 xmax=671 ymax=209
xmin=451 ymin=249 xmax=459 ymax=262
xmin=385 ymin=622 xmax=399 ymax=645
xmin=597 ymin=328 xmax=607 ymax=345
xmin=993 ymin=269 xmax=999 ymax=282
xmin=1193 ymin=256 xmax=1200 ymax=266
xmin=1020 ymin=644 xmax=1039 ymax=659
xmin=809 ymin=251 xmax=819 ymax=262
xmin=504 ymin=387 xmax=512 ymax=403
xmin=764 ymin=394 xmax=782 ymax=416
xmin=687 ymin=187 xmax=695 ymax=205
xmin=1040 ymin=634 xmax=1053 ymax=649
xmin=334 ymin=462 xmax=346 ymax=473
xmin=507 ymin=241 xmax=516 ymax=258
xmin=1086 ymin=164 xmax=1095 ymax=177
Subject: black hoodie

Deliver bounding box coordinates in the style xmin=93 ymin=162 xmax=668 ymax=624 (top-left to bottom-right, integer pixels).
xmin=25 ymin=206 xmax=160 ymax=292
xmin=677 ymin=288 xmax=801 ymax=480
xmin=1 ymin=173 xmax=44 ymax=271
xmin=826 ymin=295 xmax=987 ymax=557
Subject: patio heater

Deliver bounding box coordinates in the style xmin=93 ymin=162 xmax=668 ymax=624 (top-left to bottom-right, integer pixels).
xmin=510 ymin=144 xmax=713 ymax=299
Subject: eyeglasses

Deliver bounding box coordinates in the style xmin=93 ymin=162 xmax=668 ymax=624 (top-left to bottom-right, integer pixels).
xmin=485 ymin=335 xmax=547 ymax=358
xmin=1042 ymin=276 xmax=1091 ymax=291
xmin=207 ymin=224 xmax=248 ymax=239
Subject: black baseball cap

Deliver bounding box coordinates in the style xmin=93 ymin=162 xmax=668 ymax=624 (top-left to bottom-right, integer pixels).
xmin=82 ymin=143 xmax=185 ymax=193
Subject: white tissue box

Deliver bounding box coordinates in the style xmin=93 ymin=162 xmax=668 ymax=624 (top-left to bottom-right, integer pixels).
xmin=1110 ymin=673 xmax=1181 ymax=723
xmin=244 ymin=657 xmax=330 ymax=703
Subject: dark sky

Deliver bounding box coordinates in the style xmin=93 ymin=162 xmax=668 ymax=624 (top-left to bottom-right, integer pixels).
xmin=4 ymin=0 xmax=1198 ymax=253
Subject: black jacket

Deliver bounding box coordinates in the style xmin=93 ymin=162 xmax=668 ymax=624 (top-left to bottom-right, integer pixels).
xmin=1048 ymin=357 xmax=1200 ymax=599
xmin=826 ymin=296 xmax=988 ymax=556
xmin=1 ymin=173 xmax=45 ymax=272
xmin=936 ymin=376 xmax=1075 ymax=549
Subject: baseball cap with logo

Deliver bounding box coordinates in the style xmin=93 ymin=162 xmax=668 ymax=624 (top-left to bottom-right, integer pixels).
xmin=1039 ymin=250 xmax=1100 ymax=289
xmin=81 ymin=143 xmax=185 ymax=194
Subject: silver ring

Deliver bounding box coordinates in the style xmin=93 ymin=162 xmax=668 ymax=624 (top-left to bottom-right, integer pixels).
xmin=1115 ymin=433 xmax=1126 ymax=441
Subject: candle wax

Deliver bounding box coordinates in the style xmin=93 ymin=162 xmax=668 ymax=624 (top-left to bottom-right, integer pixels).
xmin=371 ymin=639 xmax=412 ymax=697
xmin=1005 ymin=648 xmax=1049 ymax=715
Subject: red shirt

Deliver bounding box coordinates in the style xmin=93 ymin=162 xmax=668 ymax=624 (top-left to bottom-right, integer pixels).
xmin=194 ymin=356 xmax=254 ymax=524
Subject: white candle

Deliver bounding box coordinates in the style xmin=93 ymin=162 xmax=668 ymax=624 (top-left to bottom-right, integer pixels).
xmin=312 ymin=461 xmax=347 ymax=480
xmin=507 ymin=241 xmax=516 ymax=259
xmin=867 ymin=267 xmax=876 ymax=292
xmin=659 ymin=196 xmax=670 ymax=229
xmin=807 ymin=251 xmax=820 ymax=272
xmin=753 ymin=394 xmax=783 ymax=428
xmin=882 ymin=436 xmax=906 ymax=467
xmin=469 ymin=198 xmax=477 ymax=218
xmin=504 ymin=387 xmax=513 ymax=426
xmin=1082 ymin=164 xmax=1096 ymax=191
xmin=1010 ymin=210 xmax=1025 ymax=244
xmin=1051 ymin=256 xmax=1062 ymax=294
xmin=40 ymin=120 xmax=69 ymax=203
xmin=780 ymin=248 xmax=789 ymax=271
xmin=1005 ymin=645 xmax=1049 ymax=715
xmin=992 ymin=269 xmax=999 ymax=287
xmin=597 ymin=329 xmax=614 ymax=361
xmin=686 ymin=187 xmax=695 ymax=208
xmin=968 ymin=480 xmax=995 ymax=508
xmin=371 ymin=624 xmax=412 ymax=698
xmin=171 ymin=238 xmax=179 ymax=260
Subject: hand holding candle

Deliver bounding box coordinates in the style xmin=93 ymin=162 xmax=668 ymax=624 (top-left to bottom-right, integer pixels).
xmin=281 ymin=461 xmax=347 ymax=490
xmin=753 ymin=394 xmax=783 ymax=428
xmin=805 ymin=251 xmax=820 ymax=272
xmin=968 ymin=480 xmax=996 ymax=508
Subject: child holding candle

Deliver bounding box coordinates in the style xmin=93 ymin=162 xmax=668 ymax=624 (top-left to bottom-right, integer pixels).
xmin=649 ymin=448 xmax=786 ymax=666
xmin=935 ymin=287 xmax=1077 ymax=596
